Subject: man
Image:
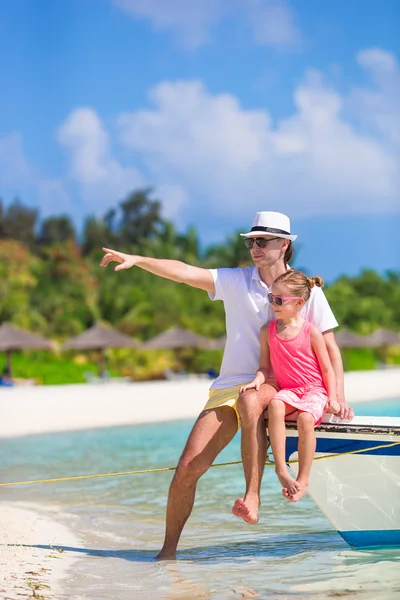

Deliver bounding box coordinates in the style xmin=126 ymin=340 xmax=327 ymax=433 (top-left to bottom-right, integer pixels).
xmin=100 ymin=211 xmax=353 ymax=559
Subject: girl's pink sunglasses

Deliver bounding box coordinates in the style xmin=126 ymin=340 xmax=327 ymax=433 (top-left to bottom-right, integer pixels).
xmin=267 ymin=293 xmax=301 ymax=306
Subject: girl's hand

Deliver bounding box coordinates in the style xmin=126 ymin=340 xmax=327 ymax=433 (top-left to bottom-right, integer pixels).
xmin=100 ymin=248 xmax=138 ymax=271
xmin=240 ymin=381 xmax=259 ymax=393
xmin=326 ymin=396 xmax=341 ymax=415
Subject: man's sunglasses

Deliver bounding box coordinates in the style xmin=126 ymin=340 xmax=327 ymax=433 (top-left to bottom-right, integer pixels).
xmin=244 ymin=236 xmax=281 ymax=249
xmin=267 ymin=293 xmax=301 ymax=306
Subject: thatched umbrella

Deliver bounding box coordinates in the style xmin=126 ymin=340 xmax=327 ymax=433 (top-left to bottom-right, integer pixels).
xmin=62 ymin=323 xmax=140 ymax=377
xmin=362 ymin=328 xmax=400 ymax=347
xmin=143 ymin=326 xmax=215 ymax=350
xmin=0 ymin=322 xmax=55 ymax=376
xmin=143 ymin=326 xmax=216 ymax=376
xmin=335 ymin=328 xmax=366 ymax=349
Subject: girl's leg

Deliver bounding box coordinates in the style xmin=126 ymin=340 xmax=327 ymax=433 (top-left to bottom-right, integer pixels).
xmin=233 ymin=382 xmax=279 ymax=524
xmin=268 ymin=398 xmax=300 ymax=498
xmin=289 ymin=411 xmax=316 ymax=502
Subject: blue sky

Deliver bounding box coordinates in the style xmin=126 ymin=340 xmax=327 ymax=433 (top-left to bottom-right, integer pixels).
xmin=0 ymin=0 xmax=399 ymax=281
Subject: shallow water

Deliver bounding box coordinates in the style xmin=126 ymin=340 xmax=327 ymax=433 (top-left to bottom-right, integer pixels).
xmin=1 ymin=397 xmax=399 ymax=599
xmin=354 ymin=397 xmax=400 ymax=417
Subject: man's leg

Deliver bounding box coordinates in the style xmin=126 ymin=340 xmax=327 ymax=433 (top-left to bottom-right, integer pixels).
xmin=232 ymin=383 xmax=277 ymax=524
xmin=156 ymin=406 xmax=238 ymax=560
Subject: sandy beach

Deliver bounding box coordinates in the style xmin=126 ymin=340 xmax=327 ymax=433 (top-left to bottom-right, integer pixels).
xmin=1 ymin=368 xmax=399 ymax=439
xmin=0 ymin=503 xmax=80 ymax=600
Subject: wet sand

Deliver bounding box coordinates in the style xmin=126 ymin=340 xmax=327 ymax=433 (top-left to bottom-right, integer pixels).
xmin=0 ymin=503 xmax=80 ymax=599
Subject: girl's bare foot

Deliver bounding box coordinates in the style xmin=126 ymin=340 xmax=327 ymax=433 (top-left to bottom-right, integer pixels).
xmin=288 ymin=478 xmax=309 ymax=502
xmin=276 ymin=468 xmax=300 ymax=500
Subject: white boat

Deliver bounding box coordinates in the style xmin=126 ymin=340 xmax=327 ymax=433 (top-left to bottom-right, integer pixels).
xmin=284 ymin=415 xmax=400 ymax=549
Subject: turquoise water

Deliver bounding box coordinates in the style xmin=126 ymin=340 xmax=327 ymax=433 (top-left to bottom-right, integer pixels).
xmin=353 ymin=397 xmax=400 ymax=417
xmin=1 ymin=397 xmax=399 ymax=599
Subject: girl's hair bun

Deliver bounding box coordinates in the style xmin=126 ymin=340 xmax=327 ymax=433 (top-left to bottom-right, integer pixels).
xmin=307 ymin=276 xmax=324 ymax=288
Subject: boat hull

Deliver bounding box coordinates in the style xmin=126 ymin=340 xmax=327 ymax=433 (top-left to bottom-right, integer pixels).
xmin=284 ymin=416 xmax=400 ymax=549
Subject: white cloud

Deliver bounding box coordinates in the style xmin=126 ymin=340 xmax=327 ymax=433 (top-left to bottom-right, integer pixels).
xmin=350 ymin=48 xmax=400 ymax=150
xmin=116 ymin=50 xmax=399 ymax=221
xmin=2 ymin=48 xmax=398 ymax=233
xmin=113 ymin=0 xmax=301 ymax=50
xmin=357 ymin=48 xmax=397 ymax=73
xmin=58 ymin=109 xmax=110 ymax=184
xmin=113 ymin=0 xmax=227 ymax=48
xmin=248 ymin=0 xmax=302 ymax=49
xmin=57 ymin=108 xmax=143 ymax=212
xmin=118 ymin=81 xmax=269 ymax=171
xmin=155 ymin=183 xmax=189 ymax=221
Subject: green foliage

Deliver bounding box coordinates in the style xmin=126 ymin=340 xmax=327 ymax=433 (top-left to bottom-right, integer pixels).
xmin=0 ymin=240 xmax=39 ymax=327
xmin=37 ymin=215 xmax=76 ymax=247
xmin=3 ymin=351 xmax=100 ymax=385
xmin=0 ymin=198 xmax=38 ymax=249
xmin=385 ymin=345 xmax=400 ymax=366
xmin=30 ymin=239 xmax=100 ymax=335
xmin=82 ymin=215 xmax=115 ymax=256
xmin=118 ymin=188 xmax=163 ymax=245
xmin=0 ymin=195 xmax=398 ymax=383
xmin=191 ymin=349 xmax=224 ymax=373
xmin=341 ymin=348 xmax=377 ymax=371
xmin=205 ymin=229 xmax=252 ymax=268
xmin=325 ymin=269 xmax=400 ymax=333
xmin=107 ymin=348 xmax=177 ymax=381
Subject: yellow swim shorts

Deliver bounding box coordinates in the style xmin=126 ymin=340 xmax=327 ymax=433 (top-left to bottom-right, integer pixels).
xmin=202 ymin=384 xmax=244 ymax=428
xmin=202 ymin=381 xmax=279 ymax=430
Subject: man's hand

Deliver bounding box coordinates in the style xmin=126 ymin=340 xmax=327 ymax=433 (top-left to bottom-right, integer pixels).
xmin=337 ymin=402 xmax=354 ymax=420
xmin=100 ymin=248 xmax=138 ymax=271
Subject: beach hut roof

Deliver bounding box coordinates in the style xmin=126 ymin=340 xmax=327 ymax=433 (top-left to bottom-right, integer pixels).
xmin=0 ymin=322 xmax=55 ymax=351
xmin=362 ymin=328 xmax=400 ymax=347
xmin=335 ymin=328 xmax=366 ymax=349
xmin=62 ymin=323 xmax=140 ymax=351
xmin=144 ymin=326 xmax=214 ymax=350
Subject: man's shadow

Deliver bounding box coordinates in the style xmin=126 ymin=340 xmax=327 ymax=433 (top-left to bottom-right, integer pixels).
xmin=11 ymin=531 xmax=348 ymax=564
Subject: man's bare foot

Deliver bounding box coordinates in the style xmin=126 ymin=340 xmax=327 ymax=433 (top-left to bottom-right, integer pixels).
xmin=288 ymin=480 xmax=308 ymax=503
xmin=232 ymin=497 xmax=259 ymax=524
xmin=276 ymin=468 xmax=300 ymax=499
xmin=155 ymin=549 xmax=176 ymax=561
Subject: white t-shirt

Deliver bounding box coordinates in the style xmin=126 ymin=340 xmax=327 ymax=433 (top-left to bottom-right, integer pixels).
xmin=208 ymin=266 xmax=338 ymax=390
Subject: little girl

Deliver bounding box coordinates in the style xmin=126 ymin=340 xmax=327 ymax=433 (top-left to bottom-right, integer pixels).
xmin=241 ymin=270 xmax=341 ymax=503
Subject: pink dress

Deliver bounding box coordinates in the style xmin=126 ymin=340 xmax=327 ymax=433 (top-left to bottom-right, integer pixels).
xmin=268 ymin=320 xmax=328 ymax=425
